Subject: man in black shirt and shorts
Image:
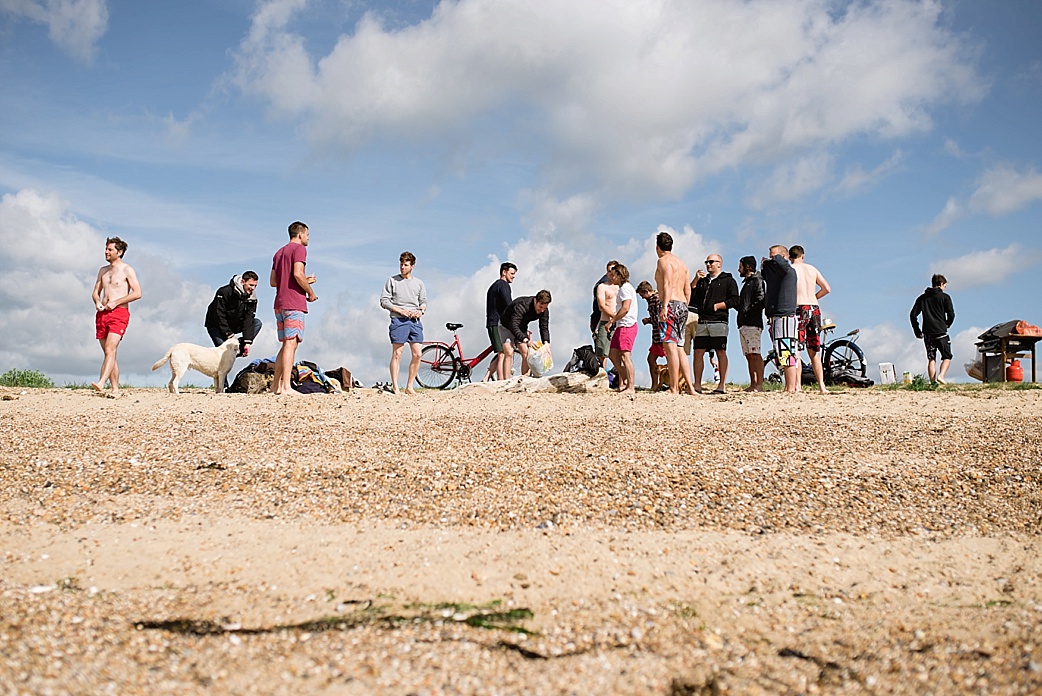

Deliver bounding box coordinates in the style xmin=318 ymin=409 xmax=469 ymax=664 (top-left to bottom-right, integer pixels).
xmin=485 ymin=262 xmax=516 ymax=380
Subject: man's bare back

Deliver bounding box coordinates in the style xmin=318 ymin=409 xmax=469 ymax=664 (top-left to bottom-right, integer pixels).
xmin=655 ymin=252 xmax=690 ymax=315
xmin=654 ymin=239 xmax=697 ymax=394
xmin=792 ymin=260 xmax=829 ymax=306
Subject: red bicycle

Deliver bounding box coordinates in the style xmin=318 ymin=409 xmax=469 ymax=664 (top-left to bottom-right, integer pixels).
xmin=416 ymin=323 xmax=521 ymax=389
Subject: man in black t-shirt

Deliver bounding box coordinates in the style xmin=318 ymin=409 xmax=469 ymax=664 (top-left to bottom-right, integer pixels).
xmin=484 ymin=262 xmax=516 ymax=380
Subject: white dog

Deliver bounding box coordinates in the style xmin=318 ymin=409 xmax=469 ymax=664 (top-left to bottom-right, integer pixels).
xmin=151 ymin=337 xmax=240 ymax=394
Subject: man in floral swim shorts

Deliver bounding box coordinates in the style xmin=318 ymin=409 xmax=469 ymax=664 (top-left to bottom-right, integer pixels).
xmin=654 ymin=231 xmax=697 ymax=395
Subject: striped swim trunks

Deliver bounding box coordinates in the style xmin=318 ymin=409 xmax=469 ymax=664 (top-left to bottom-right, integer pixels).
xmin=276 ymin=310 xmax=306 ymax=342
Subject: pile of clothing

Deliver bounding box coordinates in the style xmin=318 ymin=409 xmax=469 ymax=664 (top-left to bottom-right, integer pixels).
xmin=229 ymin=358 xmax=354 ymax=394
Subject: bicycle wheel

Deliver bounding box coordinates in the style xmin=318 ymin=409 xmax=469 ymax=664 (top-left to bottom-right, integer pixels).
xmin=825 ymin=340 xmax=866 ymax=378
xmin=417 ymin=345 xmax=457 ymax=389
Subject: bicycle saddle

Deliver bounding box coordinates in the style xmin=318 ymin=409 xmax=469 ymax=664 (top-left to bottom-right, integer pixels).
xmin=446 ymin=322 xmax=463 ymax=331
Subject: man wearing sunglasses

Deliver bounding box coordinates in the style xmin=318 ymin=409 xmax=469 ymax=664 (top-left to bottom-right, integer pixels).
xmin=690 ymin=254 xmax=739 ymax=393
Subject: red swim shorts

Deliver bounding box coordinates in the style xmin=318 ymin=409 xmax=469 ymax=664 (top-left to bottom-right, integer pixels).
xmin=95 ymin=306 xmax=130 ymax=339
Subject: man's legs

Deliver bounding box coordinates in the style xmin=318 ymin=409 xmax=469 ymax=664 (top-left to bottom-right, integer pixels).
xmin=683 ymin=316 xmax=697 ymax=357
xmin=483 ymin=353 xmax=500 ymax=382
xmin=692 ymin=348 xmax=707 ymax=392
xmin=808 ymin=349 xmax=828 ymax=394
xmin=608 ymin=347 xmax=625 ymax=390
xmin=389 ymin=343 xmax=405 ymax=393
xmin=715 ymin=347 xmax=728 ymax=391
xmin=273 ymin=337 xmax=299 ymax=395
xmin=938 ymin=359 xmax=950 ymax=383
xmin=517 ymin=341 xmax=531 ymax=376
xmin=664 ymin=343 xmax=696 ymax=395
xmin=501 ymin=341 xmax=515 ymax=379
xmin=93 ymin=333 xmax=122 ymax=395
xmin=744 ymin=352 xmax=764 ymax=392
xmin=595 ymin=321 xmax=611 ymax=368
xmin=927 ymin=358 xmax=937 ymax=382
xmin=619 ymin=350 xmax=634 ymax=394
xmin=405 ymin=342 xmax=422 ymax=394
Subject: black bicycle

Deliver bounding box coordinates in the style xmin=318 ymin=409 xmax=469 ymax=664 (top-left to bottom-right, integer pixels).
xmin=765 ymin=322 xmax=868 ymax=385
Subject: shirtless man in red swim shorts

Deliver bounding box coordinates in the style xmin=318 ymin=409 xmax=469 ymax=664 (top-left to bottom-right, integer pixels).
xmin=91 ymin=237 xmax=142 ymax=397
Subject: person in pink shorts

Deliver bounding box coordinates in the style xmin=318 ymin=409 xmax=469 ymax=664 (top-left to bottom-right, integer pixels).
xmin=606 ymin=263 xmax=638 ymax=396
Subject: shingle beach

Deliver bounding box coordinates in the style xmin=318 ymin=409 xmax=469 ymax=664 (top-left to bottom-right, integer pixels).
xmin=2 ymin=386 xmax=1040 ymax=694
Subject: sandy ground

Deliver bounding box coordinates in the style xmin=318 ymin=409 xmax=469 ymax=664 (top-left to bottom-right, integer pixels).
xmin=1 ymin=384 xmax=1040 ymax=694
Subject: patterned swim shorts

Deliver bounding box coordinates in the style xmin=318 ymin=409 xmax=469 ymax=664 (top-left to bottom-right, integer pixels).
xmin=797 ymin=304 xmax=822 ymax=351
xmin=276 ymin=310 xmax=306 ymax=342
xmin=659 ymin=300 xmax=688 ymax=344
xmin=769 ymin=315 xmax=800 ymax=368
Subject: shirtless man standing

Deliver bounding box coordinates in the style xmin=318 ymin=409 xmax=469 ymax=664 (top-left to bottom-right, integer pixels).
xmin=91 ymin=237 xmax=142 ymax=397
xmin=789 ymin=245 xmax=831 ymax=394
xmin=654 ymin=231 xmax=697 ymax=394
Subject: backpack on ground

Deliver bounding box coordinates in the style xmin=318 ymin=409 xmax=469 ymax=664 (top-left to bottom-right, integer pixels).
xmin=564 ymin=345 xmax=601 ymax=377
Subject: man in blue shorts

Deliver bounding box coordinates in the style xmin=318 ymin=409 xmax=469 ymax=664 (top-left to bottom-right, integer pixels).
xmin=270 ymin=221 xmax=317 ymax=395
xmin=381 ymin=251 xmax=427 ymax=394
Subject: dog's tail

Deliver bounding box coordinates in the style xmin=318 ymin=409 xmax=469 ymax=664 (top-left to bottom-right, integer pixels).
xmin=151 ymin=350 xmax=171 ymax=371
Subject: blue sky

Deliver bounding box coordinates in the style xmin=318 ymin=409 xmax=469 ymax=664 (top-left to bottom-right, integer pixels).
xmin=2 ymin=0 xmax=1041 ymax=387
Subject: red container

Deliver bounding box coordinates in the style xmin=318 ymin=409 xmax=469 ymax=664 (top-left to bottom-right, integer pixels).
xmin=1006 ymin=359 xmax=1024 ymax=382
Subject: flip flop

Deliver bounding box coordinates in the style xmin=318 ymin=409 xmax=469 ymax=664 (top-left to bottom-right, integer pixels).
xmin=711 ymin=389 xmax=726 ymax=394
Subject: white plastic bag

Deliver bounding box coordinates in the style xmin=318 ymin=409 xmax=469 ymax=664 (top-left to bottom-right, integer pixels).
xmin=526 ymin=342 xmax=554 ymax=377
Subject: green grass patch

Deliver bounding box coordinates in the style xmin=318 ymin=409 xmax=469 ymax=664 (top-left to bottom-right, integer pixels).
xmin=0 ymin=369 xmax=55 ymax=388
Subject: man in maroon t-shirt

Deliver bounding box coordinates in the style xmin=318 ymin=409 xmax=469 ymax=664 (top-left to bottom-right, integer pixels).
xmin=269 ymin=221 xmax=317 ymax=395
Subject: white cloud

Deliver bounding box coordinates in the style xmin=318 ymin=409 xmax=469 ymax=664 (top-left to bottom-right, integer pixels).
xmin=0 ymin=0 xmax=108 ymax=62
xmin=925 ymin=163 xmax=1042 ymax=235
xmin=834 ymin=149 xmax=905 ymax=197
xmin=930 ymin=243 xmax=1041 ymax=289
xmin=232 ymin=0 xmax=982 ymax=201
xmin=0 ymin=188 xmax=212 ymax=382
xmin=967 ymin=164 xmax=1042 ymax=217
xmin=943 ymin=137 xmax=966 ymax=158
xmin=748 ymin=152 xmax=833 ymax=208
xmin=924 ymin=196 xmax=963 ymax=237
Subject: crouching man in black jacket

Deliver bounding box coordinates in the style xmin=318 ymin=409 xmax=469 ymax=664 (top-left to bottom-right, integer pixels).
xmin=205 ymin=271 xmax=262 ymax=357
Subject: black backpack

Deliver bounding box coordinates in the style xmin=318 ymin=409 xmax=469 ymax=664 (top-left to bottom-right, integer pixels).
xmin=564 ymin=345 xmax=601 ymax=377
